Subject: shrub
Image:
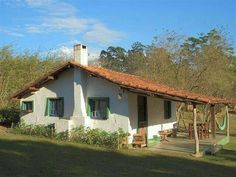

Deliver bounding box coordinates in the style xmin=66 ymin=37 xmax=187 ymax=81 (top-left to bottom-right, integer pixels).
xmin=0 ymin=107 xmax=20 ymax=126
xmin=11 ymin=123 xmax=129 ymax=149
xmin=55 ymin=131 xmax=69 ymax=141
xmin=69 ymin=126 xmax=129 ymax=149
xmin=11 ymin=122 xmax=55 ymax=138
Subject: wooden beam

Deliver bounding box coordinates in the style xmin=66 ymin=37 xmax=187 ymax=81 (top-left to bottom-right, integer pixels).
xmin=226 ymin=105 xmax=230 ymax=138
xmin=47 ymin=76 xmax=55 ymax=80
xmin=122 ymin=87 xmax=205 ymax=104
xmin=210 ymin=104 xmax=216 ymax=140
xmin=192 ymin=104 xmax=201 ymax=157
xmin=29 ymin=87 xmax=39 ymax=92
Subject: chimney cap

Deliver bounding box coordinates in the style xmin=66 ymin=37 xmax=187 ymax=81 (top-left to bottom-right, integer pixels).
xmin=74 ymin=44 xmax=87 ymax=49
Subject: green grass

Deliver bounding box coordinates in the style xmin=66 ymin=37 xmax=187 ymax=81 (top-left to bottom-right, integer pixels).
xmin=0 ymin=129 xmax=236 ymax=177
xmin=0 ymin=113 xmax=235 ymax=177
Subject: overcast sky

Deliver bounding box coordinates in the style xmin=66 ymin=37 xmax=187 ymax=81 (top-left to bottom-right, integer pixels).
xmin=0 ymin=0 xmax=235 ymax=58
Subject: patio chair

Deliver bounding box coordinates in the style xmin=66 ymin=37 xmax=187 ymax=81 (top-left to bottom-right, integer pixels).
xmin=132 ymin=128 xmax=147 ymax=148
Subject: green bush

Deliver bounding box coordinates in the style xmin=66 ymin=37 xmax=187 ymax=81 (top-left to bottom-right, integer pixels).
xmin=11 ymin=123 xmax=129 ymax=149
xmin=55 ymin=131 xmax=69 ymax=141
xmin=11 ymin=122 xmax=55 ymax=138
xmin=70 ymin=126 xmax=129 ymax=149
xmin=0 ymin=107 xmax=20 ymax=125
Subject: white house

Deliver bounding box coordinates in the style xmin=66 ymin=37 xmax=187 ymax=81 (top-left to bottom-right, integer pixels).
xmin=12 ymin=44 xmax=230 ymax=143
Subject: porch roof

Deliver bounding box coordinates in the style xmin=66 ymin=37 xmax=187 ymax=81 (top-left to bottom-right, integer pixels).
xmin=12 ymin=60 xmax=234 ymax=105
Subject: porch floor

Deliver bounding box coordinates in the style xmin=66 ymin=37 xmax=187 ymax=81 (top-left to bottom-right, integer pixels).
xmin=149 ymin=132 xmax=226 ymax=154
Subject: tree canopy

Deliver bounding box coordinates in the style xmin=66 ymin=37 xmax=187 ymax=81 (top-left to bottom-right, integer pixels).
xmin=97 ymin=29 xmax=236 ymax=99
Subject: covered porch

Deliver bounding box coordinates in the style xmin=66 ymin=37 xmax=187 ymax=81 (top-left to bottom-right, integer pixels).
xmin=125 ymin=84 xmax=234 ymax=157
xmin=151 ymin=132 xmax=228 ymax=154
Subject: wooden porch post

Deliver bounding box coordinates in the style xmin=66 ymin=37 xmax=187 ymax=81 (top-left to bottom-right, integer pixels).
xmin=210 ymin=104 xmax=216 ymax=140
xmin=226 ymin=105 xmax=230 ymax=138
xmin=192 ymin=104 xmax=201 ymax=157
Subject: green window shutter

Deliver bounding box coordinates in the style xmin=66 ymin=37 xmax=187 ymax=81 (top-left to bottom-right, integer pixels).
xmin=32 ymin=101 xmax=34 ymax=112
xmin=168 ymin=101 xmax=172 ymax=118
xmin=105 ymin=97 xmax=110 ymax=119
xmin=45 ymin=98 xmax=50 ymax=116
xmin=58 ymin=98 xmax=64 ymax=117
xmin=86 ymin=98 xmax=91 ymax=117
xmin=21 ymin=102 xmax=24 ymax=110
xmin=164 ymin=100 xmax=171 ymax=119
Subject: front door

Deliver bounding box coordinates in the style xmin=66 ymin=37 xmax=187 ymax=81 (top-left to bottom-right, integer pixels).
xmin=137 ymin=95 xmax=148 ymax=137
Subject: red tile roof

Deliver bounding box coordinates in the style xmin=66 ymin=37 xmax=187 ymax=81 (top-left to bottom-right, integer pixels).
xmin=12 ymin=60 xmax=234 ymax=105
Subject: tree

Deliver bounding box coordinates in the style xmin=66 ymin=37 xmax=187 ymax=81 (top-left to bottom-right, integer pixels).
xmin=98 ymin=46 xmax=128 ymax=72
xmin=0 ymin=45 xmax=64 ymax=109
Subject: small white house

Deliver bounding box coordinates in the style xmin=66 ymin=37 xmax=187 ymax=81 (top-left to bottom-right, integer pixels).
xmin=13 ymin=44 xmax=220 ymax=143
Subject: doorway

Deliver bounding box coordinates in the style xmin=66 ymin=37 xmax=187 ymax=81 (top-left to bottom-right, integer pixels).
xmin=137 ymin=95 xmax=148 ymax=136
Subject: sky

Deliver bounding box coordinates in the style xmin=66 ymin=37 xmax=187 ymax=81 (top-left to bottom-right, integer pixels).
xmin=0 ymin=0 xmax=235 ymax=59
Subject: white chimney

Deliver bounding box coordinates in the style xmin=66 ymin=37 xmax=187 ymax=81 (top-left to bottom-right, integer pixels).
xmin=73 ymin=44 xmax=88 ymax=66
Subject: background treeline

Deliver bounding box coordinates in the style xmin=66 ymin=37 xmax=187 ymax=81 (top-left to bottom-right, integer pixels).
xmin=0 ymin=46 xmax=64 ymax=123
xmin=0 ymin=28 xmax=235 ymax=123
xmin=97 ymin=29 xmax=236 ymax=99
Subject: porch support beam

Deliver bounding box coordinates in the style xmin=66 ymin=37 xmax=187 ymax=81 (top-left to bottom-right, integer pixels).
xmin=192 ymin=104 xmax=201 ymax=157
xmin=210 ymin=104 xmax=216 ymax=140
xmin=226 ymin=105 xmax=230 ymax=138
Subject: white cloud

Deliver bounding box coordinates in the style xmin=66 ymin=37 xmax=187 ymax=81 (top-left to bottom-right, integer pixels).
xmin=25 ymin=0 xmax=53 ymax=7
xmin=50 ymin=45 xmax=100 ymax=61
xmin=22 ymin=0 xmax=125 ymax=46
xmin=41 ymin=17 xmax=94 ymax=34
xmin=0 ymin=28 xmax=24 ymax=37
xmin=26 ymin=26 xmax=42 ymax=33
xmin=84 ymin=23 xmax=124 ymax=45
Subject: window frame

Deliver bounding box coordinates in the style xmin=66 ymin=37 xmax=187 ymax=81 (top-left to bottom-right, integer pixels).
xmin=46 ymin=97 xmax=64 ymax=117
xmin=87 ymin=97 xmax=110 ymax=120
xmin=164 ymin=100 xmax=172 ymax=119
xmin=21 ymin=101 xmax=34 ymax=112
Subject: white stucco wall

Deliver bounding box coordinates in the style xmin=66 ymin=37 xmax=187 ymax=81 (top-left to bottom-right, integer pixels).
xmin=72 ymin=68 xmax=88 ymax=127
xmin=128 ymin=92 xmax=176 ymax=140
xmin=20 ymin=67 xmax=176 ymax=137
xmin=147 ymin=97 xmax=176 ymax=139
xmin=86 ymin=76 xmax=129 ymax=132
xmin=20 ymin=69 xmax=74 ymax=132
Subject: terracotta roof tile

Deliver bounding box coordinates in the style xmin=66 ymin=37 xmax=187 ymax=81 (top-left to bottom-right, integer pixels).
xmin=12 ymin=60 xmax=235 ymax=105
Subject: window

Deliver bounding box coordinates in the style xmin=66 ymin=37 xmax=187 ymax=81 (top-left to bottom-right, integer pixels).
xmin=21 ymin=101 xmax=33 ymax=112
xmin=87 ymin=97 xmax=109 ymax=119
xmin=164 ymin=100 xmax=172 ymax=119
xmin=45 ymin=98 xmax=64 ymax=117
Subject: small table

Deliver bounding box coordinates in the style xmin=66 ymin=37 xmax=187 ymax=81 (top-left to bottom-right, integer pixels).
xmin=158 ymin=130 xmax=172 ymax=142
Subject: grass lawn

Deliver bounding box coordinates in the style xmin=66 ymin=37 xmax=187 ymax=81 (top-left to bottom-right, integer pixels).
xmin=0 ymin=127 xmax=235 ymax=177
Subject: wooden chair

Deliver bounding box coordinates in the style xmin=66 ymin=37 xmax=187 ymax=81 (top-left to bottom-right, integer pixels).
xmin=189 ymin=122 xmax=210 ymax=140
xmin=189 ymin=123 xmax=193 ymax=139
xmin=132 ymin=128 xmax=147 ymax=148
xmin=202 ymin=122 xmax=210 ymax=138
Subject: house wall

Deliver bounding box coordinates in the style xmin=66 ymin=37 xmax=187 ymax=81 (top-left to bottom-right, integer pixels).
xmin=72 ymin=68 xmax=88 ymax=127
xmin=147 ymin=97 xmax=176 ymax=139
xmin=20 ymin=69 xmax=74 ymax=132
xmin=20 ymin=67 xmax=176 ymax=138
xmin=128 ymin=92 xmax=176 ymax=140
xmin=86 ymin=76 xmax=130 ymax=132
